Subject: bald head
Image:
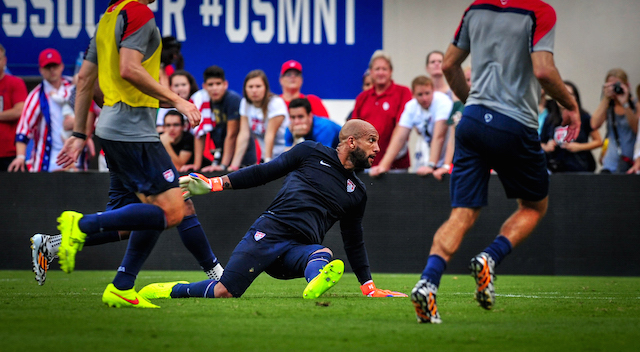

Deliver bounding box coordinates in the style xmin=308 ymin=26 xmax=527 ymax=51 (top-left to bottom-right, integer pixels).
xmin=336 ymin=119 xmax=380 ymax=170
xmin=339 ymin=119 xmax=376 ymax=144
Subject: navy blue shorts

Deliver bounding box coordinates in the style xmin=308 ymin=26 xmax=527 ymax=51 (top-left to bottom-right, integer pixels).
xmin=105 ymin=171 xmax=142 ymax=211
xmin=450 ymin=105 xmax=548 ymax=208
xmin=98 ymin=138 xmax=179 ymax=197
xmin=220 ymin=216 xmax=325 ymax=297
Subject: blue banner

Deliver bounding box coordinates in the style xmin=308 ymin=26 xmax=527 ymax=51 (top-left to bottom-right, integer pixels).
xmin=1 ymin=0 xmax=382 ymax=99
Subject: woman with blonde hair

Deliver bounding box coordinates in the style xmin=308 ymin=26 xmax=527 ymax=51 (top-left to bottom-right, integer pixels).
xmin=591 ymin=68 xmax=637 ymax=173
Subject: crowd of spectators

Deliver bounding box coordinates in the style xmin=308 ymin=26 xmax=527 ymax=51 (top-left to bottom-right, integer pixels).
xmin=2 ymin=41 xmax=639 ymax=176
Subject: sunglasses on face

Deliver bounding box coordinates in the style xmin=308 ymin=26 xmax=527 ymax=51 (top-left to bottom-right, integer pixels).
xmin=284 ymin=71 xmax=301 ymax=77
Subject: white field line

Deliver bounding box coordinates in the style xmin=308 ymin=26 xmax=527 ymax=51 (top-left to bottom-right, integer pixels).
xmin=448 ymin=292 xmax=638 ymax=300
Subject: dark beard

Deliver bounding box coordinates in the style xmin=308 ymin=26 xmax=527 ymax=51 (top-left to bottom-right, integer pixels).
xmin=350 ymin=147 xmax=371 ymax=169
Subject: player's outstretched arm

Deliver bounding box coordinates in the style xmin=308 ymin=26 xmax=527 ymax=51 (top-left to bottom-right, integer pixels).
xmin=360 ymin=281 xmax=408 ymax=298
xmin=340 ymin=212 xmax=407 ymax=297
xmin=180 ymin=173 xmax=231 ymax=199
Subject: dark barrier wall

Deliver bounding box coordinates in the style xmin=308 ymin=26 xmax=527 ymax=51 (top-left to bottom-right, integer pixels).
xmin=1 ymin=173 xmax=639 ymax=275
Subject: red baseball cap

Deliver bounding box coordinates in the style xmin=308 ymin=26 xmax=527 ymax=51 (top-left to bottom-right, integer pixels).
xmin=281 ymin=60 xmax=302 ymax=76
xmin=39 ymin=48 xmax=62 ymax=68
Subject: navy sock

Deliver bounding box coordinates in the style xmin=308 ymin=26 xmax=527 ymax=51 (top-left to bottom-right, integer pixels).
xmin=420 ymin=254 xmax=447 ymax=287
xmin=84 ymin=231 xmax=122 ymax=247
xmin=483 ymin=235 xmax=513 ymax=265
xmin=171 ymin=280 xmax=218 ymax=298
xmin=78 ymin=204 xmax=166 ymax=235
xmin=177 ymin=215 xmax=217 ymax=271
xmin=112 ymin=229 xmax=161 ymax=290
xmin=304 ymin=251 xmax=332 ymax=282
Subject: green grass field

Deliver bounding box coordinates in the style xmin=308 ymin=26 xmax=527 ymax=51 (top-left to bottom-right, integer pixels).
xmin=1 ymin=271 xmax=638 ymax=352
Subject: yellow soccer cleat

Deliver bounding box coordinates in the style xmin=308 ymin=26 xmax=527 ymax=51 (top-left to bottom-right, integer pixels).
xmin=303 ymin=259 xmax=344 ymax=299
xmin=138 ymin=281 xmax=189 ymax=300
xmin=56 ymin=211 xmax=87 ymax=274
xmin=102 ymin=283 xmax=160 ymax=308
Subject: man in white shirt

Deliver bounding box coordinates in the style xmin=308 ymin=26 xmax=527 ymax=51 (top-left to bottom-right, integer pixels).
xmin=369 ymin=76 xmax=452 ymax=178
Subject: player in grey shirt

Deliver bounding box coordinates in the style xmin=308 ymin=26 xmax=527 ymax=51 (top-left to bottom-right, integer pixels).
xmin=410 ymin=0 xmax=580 ymax=324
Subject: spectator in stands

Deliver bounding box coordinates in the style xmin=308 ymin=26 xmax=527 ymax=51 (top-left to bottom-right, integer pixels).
xmin=279 ymin=60 xmax=330 ymax=118
xmin=233 ymin=70 xmax=288 ymax=165
xmin=0 ymin=43 xmax=28 ymax=171
xmin=591 ymin=68 xmax=637 ymax=173
xmin=159 ymin=36 xmax=184 ymax=87
xmin=540 ymin=81 xmax=601 ymax=172
xmin=156 ymin=70 xmax=198 ymax=132
xmin=285 ymin=98 xmax=341 ymax=150
xmin=189 ymin=66 xmax=256 ymax=172
xmin=426 ymin=50 xmax=454 ymax=100
xmin=9 ymin=48 xmax=83 ymax=172
xmin=369 ymin=76 xmax=452 ymax=178
xmin=625 ymin=85 xmax=640 ymax=174
xmin=353 ymin=50 xmax=412 ymax=171
xmin=159 ymin=110 xmax=194 ymax=170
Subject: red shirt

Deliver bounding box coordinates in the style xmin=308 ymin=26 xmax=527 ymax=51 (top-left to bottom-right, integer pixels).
xmin=280 ymin=93 xmax=330 ymax=118
xmin=0 ymin=74 xmax=28 ymax=157
xmin=353 ymin=81 xmax=412 ymax=169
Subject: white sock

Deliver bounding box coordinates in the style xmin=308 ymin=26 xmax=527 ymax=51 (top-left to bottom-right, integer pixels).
xmin=205 ymin=263 xmax=224 ymax=281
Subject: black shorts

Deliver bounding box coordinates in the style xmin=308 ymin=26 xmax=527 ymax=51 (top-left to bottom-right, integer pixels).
xmin=99 ymin=138 xmax=179 ymax=197
xmin=450 ymin=105 xmax=549 ymax=207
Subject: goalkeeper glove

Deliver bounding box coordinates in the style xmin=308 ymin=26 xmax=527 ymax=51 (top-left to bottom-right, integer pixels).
xmin=360 ymin=280 xmax=408 ymax=297
xmin=180 ymin=172 xmax=223 ymax=199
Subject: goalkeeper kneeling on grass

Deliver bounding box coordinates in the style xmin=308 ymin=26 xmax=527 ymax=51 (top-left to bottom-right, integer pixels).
xmin=140 ymin=120 xmax=407 ymax=300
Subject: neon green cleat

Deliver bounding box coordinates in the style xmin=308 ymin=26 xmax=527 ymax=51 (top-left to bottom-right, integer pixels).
xmin=56 ymin=211 xmax=87 ymax=274
xmin=139 ymin=281 xmax=189 ymax=300
xmin=102 ymin=283 xmax=160 ymax=308
xmin=303 ymin=259 xmax=344 ymax=299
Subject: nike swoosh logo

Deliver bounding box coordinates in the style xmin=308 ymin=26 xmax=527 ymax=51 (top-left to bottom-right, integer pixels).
xmin=319 ymin=160 xmax=331 ymax=167
xmin=111 ymin=291 xmax=139 ymax=305
xmin=69 ymin=215 xmax=79 ymax=245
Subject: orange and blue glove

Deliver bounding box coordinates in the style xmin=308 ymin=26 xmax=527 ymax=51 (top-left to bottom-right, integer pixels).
xmin=360 ymin=280 xmax=408 ymax=297
xmin=180 ymin=172 xmax=224 ymax=199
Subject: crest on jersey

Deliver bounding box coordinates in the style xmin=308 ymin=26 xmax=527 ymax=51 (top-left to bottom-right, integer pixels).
xmin=254 ymin=231 xmax=266 ymax=241
xmin=484 ymin=113 xmax=493 ymax=123
xmin=382 ymin=102 xmax=390 ymax=111
xmin=347 ymin=179 xmax=356 ymax=193
xmin=163 ymin=169 xmax=175 ymax=182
